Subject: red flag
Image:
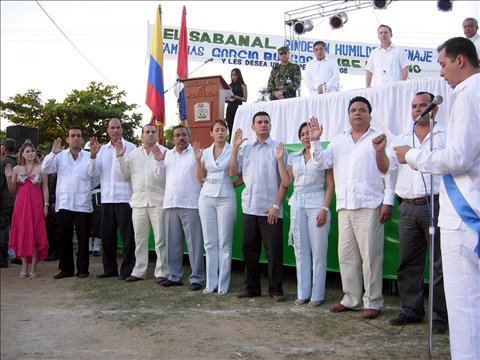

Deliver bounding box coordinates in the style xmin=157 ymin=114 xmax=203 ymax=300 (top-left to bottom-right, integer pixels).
xmin=176 ymin=6 xmax=188 ymax=120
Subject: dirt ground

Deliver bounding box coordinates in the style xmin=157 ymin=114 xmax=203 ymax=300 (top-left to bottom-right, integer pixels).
xmin=1 ymin=254 xmax=451 ymax=360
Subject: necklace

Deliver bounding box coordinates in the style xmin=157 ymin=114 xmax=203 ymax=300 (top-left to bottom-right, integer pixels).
xmin=25 ymin=164 xmax=34 ymax=177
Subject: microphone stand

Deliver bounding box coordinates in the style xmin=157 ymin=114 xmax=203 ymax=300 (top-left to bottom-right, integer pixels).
xmin=164 ymin=58 xmax=214 ymax=94
xmin=427 ymin=110 xmax=436 ymax=359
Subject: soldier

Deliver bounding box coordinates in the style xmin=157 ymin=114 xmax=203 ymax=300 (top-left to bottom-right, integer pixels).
xmin=267 ymin=46 xmax=301 ymax=100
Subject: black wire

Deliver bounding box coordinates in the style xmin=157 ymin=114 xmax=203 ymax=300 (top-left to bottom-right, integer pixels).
xmin=35 ymin=0 xmax=112 ymax=84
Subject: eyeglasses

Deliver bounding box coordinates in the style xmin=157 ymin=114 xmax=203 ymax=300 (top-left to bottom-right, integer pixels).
xmin=279 ymin=52 xmax=288 ymax=55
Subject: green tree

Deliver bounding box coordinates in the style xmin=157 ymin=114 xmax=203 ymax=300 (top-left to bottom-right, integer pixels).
xmin=1 ymin=82 xmax=142 ymax=149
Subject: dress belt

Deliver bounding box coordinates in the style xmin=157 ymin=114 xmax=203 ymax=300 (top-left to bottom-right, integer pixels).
xmin=403 ymin=194 xmax=439 ymax=206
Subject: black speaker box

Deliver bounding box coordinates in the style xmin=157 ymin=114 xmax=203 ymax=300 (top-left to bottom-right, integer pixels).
xmin=6 ymin=125 xmax=39 ymax=149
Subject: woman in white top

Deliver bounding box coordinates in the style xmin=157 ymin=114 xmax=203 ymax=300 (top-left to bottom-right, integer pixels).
xmin=276 ymin=122 xmax=334 ymax=306
xmin=193 ymin=120 xmax=240 ymax=294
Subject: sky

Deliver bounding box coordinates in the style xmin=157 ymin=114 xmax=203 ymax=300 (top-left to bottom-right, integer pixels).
xmin=1 ymin=0 xmax=479 ymax=133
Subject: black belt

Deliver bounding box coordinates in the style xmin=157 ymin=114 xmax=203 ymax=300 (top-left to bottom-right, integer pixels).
xmin=403 ymin=194 xmax=439 ymax=206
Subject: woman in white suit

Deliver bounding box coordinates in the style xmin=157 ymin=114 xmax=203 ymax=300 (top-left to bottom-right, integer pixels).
xmin=193 ymin=120 xmax=240 ymax=294
xmin=276 ymin=121 xmax=334 ymax=306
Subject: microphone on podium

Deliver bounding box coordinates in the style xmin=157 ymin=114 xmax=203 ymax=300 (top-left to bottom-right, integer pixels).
xmin=414 ymin=95 xmax=443 ymax=123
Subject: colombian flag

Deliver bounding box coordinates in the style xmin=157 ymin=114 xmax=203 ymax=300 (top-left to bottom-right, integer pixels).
xmin=176 ymin=6 xmax=188 ymax=120
xmin=146 ymin=5 xmax=165 ymax=126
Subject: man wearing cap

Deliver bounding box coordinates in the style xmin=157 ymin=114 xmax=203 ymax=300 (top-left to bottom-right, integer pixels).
xmin=305 ymin=41 xmax=340 ymax=95
xmin=267 ymin=46 xmax=301 ymax=100
xmin=0 ymin=138 xmax=17 ymax=267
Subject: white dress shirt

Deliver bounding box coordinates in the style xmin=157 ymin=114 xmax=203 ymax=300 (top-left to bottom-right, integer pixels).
xmin=87 ymin=138 xmax=136 ymax=203
xmin=159 ymin=144 xmax=201 ymax=209
xmin=304 ymin=57 xmax=340 ymax=95
xmin=405 ymin=73 xmax=480 ymax=230
xmin=393 ymin=124 xmax=446 ymax=199
xmin=116 ymin=144 xmax=167 ymax=208
xmin=311 ymin=126 xmax=396 ymax=210
xmin=237 ymin=137 xmax=287 ymax=217
xmin=200 ymin=142 xmax=235 ymax=198
xmin=467 ymin=33 xmax=480 ymax=61
xmin=288 ymin=149 xmax=326 ymax=208
xmin=42 ymin=149 xmax=99 ymax=213
xmin=365 ymin=44 xmax=410 ymax=87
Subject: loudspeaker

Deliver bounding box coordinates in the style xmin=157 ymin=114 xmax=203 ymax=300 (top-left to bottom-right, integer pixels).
xmin=6 ymin=125 xmax=39 ymax=150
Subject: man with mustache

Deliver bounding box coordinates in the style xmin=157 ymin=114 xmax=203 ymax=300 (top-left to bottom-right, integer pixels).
xmin=155 ymin=125 xmax=205 ymax=291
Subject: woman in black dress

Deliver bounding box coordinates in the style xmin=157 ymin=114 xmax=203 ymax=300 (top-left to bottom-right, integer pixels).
xmin=225 ymin=68 xmax=247 ymax=137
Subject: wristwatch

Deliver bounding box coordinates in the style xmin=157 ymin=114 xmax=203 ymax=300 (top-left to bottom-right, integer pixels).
xmin=272 ymin=204 xmax=280 ymax=210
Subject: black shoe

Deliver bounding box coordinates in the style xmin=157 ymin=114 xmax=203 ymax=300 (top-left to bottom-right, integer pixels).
xmin=432 ymin=320 xmax=448 ymax=334
xmin=0 ymin=262 xmax=8 ymax=268
xmin=53 ymin=271 xmax=74 ymax=279
xmin=92 ymin=251 xmax=101 ymax=257
xmin=11 ymin=258 xmax=22 ymax=265
xmin=118 ymin=274 xmax=129 ymax=280
xmin=161 ymin=279 xmax=183 ymax=287
xmin=97 ymin=272 xmax=118 ymax=278
xmin=389 ymin=313 xmax=423 ymax=326
xmin=76 ymin=273 xmax=89 ymax=278
xmin=189 ymin=283 xmax=202 ymax=291
xmin=44 ymin=254 xmax=58 ymax=262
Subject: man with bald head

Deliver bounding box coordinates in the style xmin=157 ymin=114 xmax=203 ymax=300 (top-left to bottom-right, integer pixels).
xmin=88 ymin=118 xmax=137 ymax=279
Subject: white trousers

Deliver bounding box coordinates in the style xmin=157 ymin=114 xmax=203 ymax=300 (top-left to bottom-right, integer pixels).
xmin=131 ymin=206 xmax=168 ymax=279
xmin=338 ymin=208 xmax=384 ymax=310
xmin=198 ymin=195 xmax=236 ymax=293
xmin=441 ymin=227 xmax=479 ymax=360
xmin=292 ymin=207 xmax=330 ymax=302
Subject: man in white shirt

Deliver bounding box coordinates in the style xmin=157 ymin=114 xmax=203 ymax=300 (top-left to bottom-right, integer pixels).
xmin=365 ymin=24 xmax=410 ymax=88
xmin=229 ymin=111 xmax=288 ymax=302
xmin=116 ymin=124 xmax=168 ymax=284
xmin=308 ymin=97 xmax=396 ymax=319
xmin=387 ymin=92 xmax=448 ymax=334
xmin=463 ymin=17 xmax=480 ymax=61
xmin=156 ymin=125 xmax=205 ymax=291
xmin=88 ymin=118 xmax=137 ymax=280
xmin=394 ymin=37 xmax=479 ymax=360
xmin=42 ymin=126 xmax=99 ymax=279
xmin=304 ymin=40 xmax=340 ymax=95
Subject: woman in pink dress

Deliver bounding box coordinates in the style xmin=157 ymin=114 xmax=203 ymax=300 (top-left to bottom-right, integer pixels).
xmin=5 ymin=141 xmax=48 ymax=278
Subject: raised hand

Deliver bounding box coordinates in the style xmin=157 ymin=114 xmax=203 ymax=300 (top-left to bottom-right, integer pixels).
xmin=52 ymin=138 xmax=63 ymax=154
xmin=152 ymin=145 xmax=165 ymax=161
xmin=115 ymin=139 xmax=126 ymax=158
xmin=372 ymin=133 xmax=387 ymax=153
xmin=232 ymin=128 xmax=247 ymax=149
xmin=89 ymin=137 xmax=102 ymax=158
xmin=192 ymin=141 xmax=203 ymax=162
xmin=4 ymin=163 xmax=13 ymax=178
xmin=307 ymin=116 xmax=323 ymax=141
xmin=276 ymin=142 xmax=285 ymax=160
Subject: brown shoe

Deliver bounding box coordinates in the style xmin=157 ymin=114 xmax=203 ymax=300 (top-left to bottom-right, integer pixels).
xmin=237 ymin=290 xmax=260 ymax=299
xmin=271 ymin=294 xmax=285 ymax=302
xmin=125 ymin=275 xmax=142 ymax=282
xmin=330 ymin=303 xmax=353 ymax=313
xmin=155 ymin=276 xmax=168 ymax=284
xmin=362 ymin=309 xmax=380 ymax=319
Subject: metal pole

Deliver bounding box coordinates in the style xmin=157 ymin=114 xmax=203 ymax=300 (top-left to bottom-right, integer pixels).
xmin=427 ymin=111 xmax=436 ymax=359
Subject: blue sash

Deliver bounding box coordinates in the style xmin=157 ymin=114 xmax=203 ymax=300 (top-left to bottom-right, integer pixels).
xmin=443 ymin=173 xmax=480 ymax=258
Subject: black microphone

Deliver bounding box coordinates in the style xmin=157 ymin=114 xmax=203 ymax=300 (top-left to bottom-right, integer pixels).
xmin=206 ymin=58 xmax=214 ymax=63
xmin=414 ymin=95 xmax=443 ymax=123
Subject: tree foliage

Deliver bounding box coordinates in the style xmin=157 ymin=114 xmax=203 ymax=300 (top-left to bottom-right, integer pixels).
xmin=0 ymin=82 xmax=143 ymax=149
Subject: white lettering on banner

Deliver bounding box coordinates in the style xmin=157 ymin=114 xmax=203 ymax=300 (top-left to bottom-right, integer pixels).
xmin=149 ymin=25 xmax=439 ymax=77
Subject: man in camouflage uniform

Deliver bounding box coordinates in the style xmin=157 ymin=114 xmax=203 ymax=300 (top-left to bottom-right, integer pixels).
xmin=267 ymin=46 xmax=301 ymax=100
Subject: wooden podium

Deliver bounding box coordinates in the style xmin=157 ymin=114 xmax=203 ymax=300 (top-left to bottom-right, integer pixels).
xmin=183 ymin=75 xmax=230 ymax=148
